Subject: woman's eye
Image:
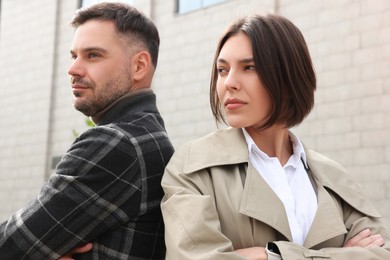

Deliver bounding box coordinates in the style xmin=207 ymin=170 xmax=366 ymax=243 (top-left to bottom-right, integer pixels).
xmin=217 ymin=67 xmax=228 ymax=75
xmin=245 ymin=65 xmax=256 ymax=71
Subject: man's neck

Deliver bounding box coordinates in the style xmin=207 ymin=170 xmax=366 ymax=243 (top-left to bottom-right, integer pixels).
xmin=91 ymin=88 xmax=151 ymax=124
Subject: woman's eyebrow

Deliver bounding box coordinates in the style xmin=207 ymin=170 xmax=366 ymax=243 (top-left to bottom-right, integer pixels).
xmin=238 ymin=58 xmax=254 ymax=64
xmin=216 ymin=57 xmax=254 ymax=64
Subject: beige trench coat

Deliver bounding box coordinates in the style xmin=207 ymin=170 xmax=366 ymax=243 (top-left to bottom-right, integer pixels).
xmin=161 ymin=128 xmax=390 ymax=259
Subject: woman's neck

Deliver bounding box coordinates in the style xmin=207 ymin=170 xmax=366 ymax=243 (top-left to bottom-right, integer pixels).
xmin=245 ymin=124 xmax=292 ymax=165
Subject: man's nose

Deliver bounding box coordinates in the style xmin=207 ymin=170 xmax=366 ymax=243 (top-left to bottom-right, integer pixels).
xmin=67 ymin=58 xmax=85 ymax=78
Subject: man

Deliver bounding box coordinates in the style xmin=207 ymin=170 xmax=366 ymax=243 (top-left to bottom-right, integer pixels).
xmin=0 ymin=3 xmax=173 ymax=259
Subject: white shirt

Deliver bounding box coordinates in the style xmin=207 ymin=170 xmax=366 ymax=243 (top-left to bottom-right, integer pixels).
xmin=242 ymin=129 xmax=317 ymax=245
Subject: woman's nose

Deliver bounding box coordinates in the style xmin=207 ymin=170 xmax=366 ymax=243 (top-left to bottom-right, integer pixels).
xmin=224 ymin=70 xmax=240 ymax=90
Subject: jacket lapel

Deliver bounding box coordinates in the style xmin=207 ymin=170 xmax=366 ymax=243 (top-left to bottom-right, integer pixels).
xmin=238 ymin=161 xmax=348 ymax=247
xmin=304 ymin=182 xmax=347 ymax=248
xmin=303 ymin=148 xmax=381 ymax=247
xmin=239 ymin=163 xmax=293 ymax=242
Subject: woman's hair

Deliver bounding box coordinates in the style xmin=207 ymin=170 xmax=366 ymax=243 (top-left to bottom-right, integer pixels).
xmin=210 ymin=14 xmax=316 ymax=129
xmin=71 ymin=2 xmax=160 ymax=67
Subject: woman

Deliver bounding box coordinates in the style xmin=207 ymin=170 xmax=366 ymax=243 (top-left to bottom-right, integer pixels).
xmin=161 ymin=14 xmax=390 ymax=259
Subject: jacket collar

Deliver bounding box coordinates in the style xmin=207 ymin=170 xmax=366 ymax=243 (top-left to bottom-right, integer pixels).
xmin=182 ymin=127 xmax=248 ymax=174
xmin=94 ymin=89 xmax=156 ymax=126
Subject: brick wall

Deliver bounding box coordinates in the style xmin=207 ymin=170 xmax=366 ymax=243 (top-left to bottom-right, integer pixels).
xmin=0 ymin=0 xmax=58 ymax=219
xmin=282 ymin=0 xmax=390 ymax=226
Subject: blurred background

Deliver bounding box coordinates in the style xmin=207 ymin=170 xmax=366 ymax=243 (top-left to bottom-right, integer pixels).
xmin=0 ymin=0 xmax=389 ymax=228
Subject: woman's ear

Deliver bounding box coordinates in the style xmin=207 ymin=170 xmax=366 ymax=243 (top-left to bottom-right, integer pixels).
xmin=131 ymin=51 xmax=152 ymax=82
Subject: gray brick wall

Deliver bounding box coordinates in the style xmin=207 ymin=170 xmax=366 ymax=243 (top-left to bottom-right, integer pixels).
xmin=0 ymin=0 xmax=58 ymax=218
xmin=283 ymin=0 xmax=390 ymax=226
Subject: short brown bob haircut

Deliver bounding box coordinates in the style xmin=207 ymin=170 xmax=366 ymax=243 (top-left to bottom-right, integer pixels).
xmin=71 ymin=2 xmax=160 ymax=68
xmin=210 ymin=14 xmax=316 ymax=130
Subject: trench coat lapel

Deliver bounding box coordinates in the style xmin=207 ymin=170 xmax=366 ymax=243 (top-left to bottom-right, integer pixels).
xmin=303 ymin=147 xmax=381 ymax=247
xmin=304 ymin=182 xmax=347 ymax=248
xmin=239 ymin=163 xmax=293 ymax=242
xmin=238 ymin=164 xmax=348 ymax=247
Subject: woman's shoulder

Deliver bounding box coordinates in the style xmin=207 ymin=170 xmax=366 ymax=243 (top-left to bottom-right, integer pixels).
xmin=305 ymin=148 xmax=381 ymax=217
xmin=305 ymin=149 xmax=346 ymax=173
xmin=179 ymin=127 xmax=243 ymax=151
xmin=172 ymin=128 xmax=248 ymax=173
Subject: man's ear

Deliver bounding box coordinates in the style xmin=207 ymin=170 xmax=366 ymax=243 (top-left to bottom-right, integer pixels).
xmin=131 ymin=51 xmax=152 ymax=82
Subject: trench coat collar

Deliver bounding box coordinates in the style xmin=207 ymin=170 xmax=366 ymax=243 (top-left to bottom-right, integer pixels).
xmin=182 ymin=127 xmax=248 ymax=174
xmin=182 ymin=127 xmax=381 ymax=246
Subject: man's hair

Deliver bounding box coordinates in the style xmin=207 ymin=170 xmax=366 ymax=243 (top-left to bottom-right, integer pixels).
xmin=71 ymin=2 xmax=160 ymax=67
xmin=210 ymin=14 xmax=316 ymax=130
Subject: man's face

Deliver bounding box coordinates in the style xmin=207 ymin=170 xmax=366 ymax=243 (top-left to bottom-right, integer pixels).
xmin=68 ymin=20 xmax=133 ymax=117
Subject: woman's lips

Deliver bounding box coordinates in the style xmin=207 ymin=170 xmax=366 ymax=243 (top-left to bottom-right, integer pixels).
xmin=225 ymin=98 xmax=246 ymax=110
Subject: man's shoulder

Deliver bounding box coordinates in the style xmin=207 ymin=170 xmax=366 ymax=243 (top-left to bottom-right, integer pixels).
xmin=113 ymin=110 xmax=166 ymax=135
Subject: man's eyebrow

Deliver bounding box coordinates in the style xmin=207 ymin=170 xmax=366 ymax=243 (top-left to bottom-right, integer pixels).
xmin=70 ymin=47 xmax=108 ymax=55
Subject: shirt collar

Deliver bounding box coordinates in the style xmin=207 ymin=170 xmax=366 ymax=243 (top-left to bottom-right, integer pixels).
xmin=289 ymin=131 xmax=308 ymax=169
xmin=241 ymin=128 xmax=308 ymax=169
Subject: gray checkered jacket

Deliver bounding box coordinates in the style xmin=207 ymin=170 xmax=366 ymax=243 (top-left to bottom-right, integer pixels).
xmin=0 ymin=89 xmax=174 ymax=259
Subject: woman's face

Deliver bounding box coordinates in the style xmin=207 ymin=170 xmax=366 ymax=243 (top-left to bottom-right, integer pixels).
xmin=216 ymin=32 xmax=272 ymax=129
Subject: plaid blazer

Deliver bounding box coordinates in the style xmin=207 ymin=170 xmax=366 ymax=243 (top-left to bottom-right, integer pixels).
xmin=0 ymin=89 xmax=174 ymax=259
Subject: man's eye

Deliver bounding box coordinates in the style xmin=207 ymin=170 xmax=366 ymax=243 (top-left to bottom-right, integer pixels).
xmin=88 ymin=53 xmax=100 ymax=59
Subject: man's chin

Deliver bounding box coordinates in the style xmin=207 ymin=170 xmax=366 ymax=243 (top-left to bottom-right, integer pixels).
xmin=73 ymin=102 xmax=93 ymax=117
